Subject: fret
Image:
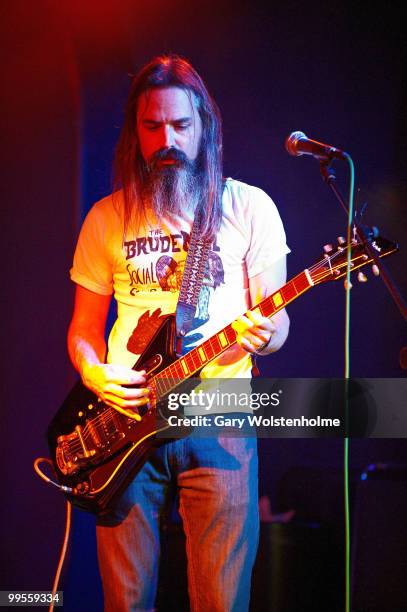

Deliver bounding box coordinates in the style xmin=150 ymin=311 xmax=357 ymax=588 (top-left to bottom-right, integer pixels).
xmin=155 ymin=368 xmax=178 ymax=398
xmin=203 ymin=341 xmax=215 ymax=360
xmin=161 ymin=364 xmax=171 ymax=380
xmin=185 ymin=353 xmax=195 ymax=372
xmin=190 ymin=349 xmax=202 ymax=370
xmin=225 ymin=325 xmax=236 ymax=343
xmin=158 ymin=377 xmax=170 ymax=400
xmin=281 ymin=281 xmax=297 ymax=302
xmin=293 ymin=271 xmax=310 ymax=293
xmin=258 ymin=286 xmax=301 ymax=318
xmin=166 ymin=363 xmax=178 ymax=380
xmin=177 ymin=361 xmax=187 ymax=377
xmin=172 ymin=361 xmax=185 ymax=378
xmin=218 ymin=331 xmax=228 ymax=348
xmin=165 ymin=363 xmax=174 ymax=379
xmin=257 ymin=300 xmax=272 ymax=317
xmin=179 ymin=358 xmax=189 ymax=376
xmin=271 ymin=290 xmax=284 ymax=308
xmin=164 ymin=377 xmax=176 ymax=394
xmin=211 ymin=335 xmax=222 ymax=354
xmin=198 ymin=346 xmax=207 ymax=363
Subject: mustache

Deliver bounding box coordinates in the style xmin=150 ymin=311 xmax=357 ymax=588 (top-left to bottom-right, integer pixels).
xmin=148 ymin=147 xmax=190 ymax=168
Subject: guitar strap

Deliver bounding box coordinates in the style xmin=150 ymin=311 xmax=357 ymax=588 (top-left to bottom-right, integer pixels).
xmin=175 ymin=211 xmax=212 ymax=355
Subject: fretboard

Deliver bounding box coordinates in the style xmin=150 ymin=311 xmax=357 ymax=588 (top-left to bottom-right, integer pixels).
xmin=151 ymin=269 xmax=313 ymax=399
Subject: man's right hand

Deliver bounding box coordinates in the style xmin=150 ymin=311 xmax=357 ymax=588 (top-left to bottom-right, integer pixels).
xmin=68 ymin=287 xmax=150 ymax=420
xmin=81 ymin=363 xmax=150 ymax=415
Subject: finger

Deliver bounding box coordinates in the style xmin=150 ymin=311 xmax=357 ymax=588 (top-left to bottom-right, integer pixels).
xmin=233 ymin=319 xmax=268 ymax=347
xmin=104 ymin=384 xmax=150 ymax=400
xmin=246 ymin=310 xmax=274 ymax=331
xmin=244 ymin=330 xmax=270 ymax=347
xmin=99 ymin=395 xmax=142 ymax=420
xmin=238 ymin=337 xmax=257 ymax=354
xmin=130 ymin=369 xmax=147 ymax=384
xmin=102 ymin=393 xmax=149 ymax=411
xmin=238 ymin=333 xmax=272 ymax=354
xmin=106 ymin=367 xmax=147 ymax=386
xmin=232 ymin=315 xmax=254 ymax=335
xmin=112 ymin=403 xmax=142 ymax=421
xmin=241 ymin=325 xmax=270 ymax=343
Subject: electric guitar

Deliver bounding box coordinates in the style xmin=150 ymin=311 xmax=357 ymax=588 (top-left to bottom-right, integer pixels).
xmin=47 ymin=233 xmax=397 ymax=513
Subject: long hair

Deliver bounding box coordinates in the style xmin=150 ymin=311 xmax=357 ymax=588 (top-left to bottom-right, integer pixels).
xmin=113 ymin=54 xmax=224 ymax=240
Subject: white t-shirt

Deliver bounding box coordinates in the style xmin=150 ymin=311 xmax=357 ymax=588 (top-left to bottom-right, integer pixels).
xmin=70 ymin=178 xmax=290 ymax=379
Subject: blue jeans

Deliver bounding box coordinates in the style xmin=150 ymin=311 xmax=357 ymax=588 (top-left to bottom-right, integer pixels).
xmin=96 ymin=434 xmax=259 ymax=611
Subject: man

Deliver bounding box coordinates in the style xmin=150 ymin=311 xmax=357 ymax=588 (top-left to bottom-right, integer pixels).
xmin=68 ymin=55 xmax=290 ymax=611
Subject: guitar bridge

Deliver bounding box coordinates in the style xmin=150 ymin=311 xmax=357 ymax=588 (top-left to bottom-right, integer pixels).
xmin=55 ymin=409 xmax=127 ymax=476
xmin=56 ymin=428 xmax=95 ymax=475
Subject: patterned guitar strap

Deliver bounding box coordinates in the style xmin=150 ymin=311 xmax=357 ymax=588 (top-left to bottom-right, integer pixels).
xmin=175 ymin=211 xmax=212 ymax=356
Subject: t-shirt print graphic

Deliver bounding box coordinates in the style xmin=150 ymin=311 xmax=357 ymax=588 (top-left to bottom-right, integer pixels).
xmin=126 ymin=308 xmax=167 ymax=355
xmin=156 ymin=255 xmax=186 ymax=292
xmin=126 ymin=251 xmax=225 ymax=356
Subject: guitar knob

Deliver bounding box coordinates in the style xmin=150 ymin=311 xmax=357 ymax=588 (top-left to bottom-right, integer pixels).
xmin=337 ymin=236 xmax=346 ymax=245
xmin=372 ymin=264 xmax=380 ymax=276
xmin=357 ymin=271 xmax=368 ymax=283
xmin=344 ymin=280 xmax=353 ymax=290
xmin=323 ymin=244 xmax=333 ymax=254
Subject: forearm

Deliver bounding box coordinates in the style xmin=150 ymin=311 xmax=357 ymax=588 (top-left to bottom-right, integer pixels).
xmin=67 ymin=324 xmax=107 ymax=378
xmin=67 ymin=287 xmax=148 ymax=412
xmin=244 ymin=258 xmax=290 ymax=356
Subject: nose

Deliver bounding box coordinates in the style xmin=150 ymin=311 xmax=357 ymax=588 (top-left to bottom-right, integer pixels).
xmin=162 ymin=124 xmax=175 ymax=148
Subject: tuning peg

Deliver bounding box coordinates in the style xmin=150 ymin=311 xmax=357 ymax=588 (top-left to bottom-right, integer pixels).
xmin=357 ymin=271 xmax=368 ymax=283
xmin=337 ymin=236 xmax=346 ymax=245
xmin=323 ymin=244 xmax=333 ymax=254
xmin=372 ymin=264 xmax=380 ymax=276
xmin=344 ymin=280 xmax=353 ymax=290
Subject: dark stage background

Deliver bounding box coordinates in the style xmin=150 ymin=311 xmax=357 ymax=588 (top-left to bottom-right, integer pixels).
xmin=2 ymin=1 xmax=406 ymax=610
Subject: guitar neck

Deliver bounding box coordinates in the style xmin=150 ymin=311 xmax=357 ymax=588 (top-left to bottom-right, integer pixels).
xmin=152 ymin=269 xmax=314 ymax=397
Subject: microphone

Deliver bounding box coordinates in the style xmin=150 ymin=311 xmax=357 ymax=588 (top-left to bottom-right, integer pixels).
xmin=285 ymin=131 xmax=347 ymax=161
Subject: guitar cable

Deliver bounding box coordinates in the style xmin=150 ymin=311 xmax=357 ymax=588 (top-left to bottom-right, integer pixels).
xmin=34 ymin=457 xmax=73 ymax=492
xmin=33 ymin=459 xmax=73 ymax=612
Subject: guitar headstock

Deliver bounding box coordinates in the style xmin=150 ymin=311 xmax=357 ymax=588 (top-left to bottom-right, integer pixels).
xmin=309 ymin=234 xmax=398 ymax=286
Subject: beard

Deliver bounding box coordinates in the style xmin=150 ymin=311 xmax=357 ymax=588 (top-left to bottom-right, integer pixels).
xmin=141 ymin=147 xmax=203 ymax=219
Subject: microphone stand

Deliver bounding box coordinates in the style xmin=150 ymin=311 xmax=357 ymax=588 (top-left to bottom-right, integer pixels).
xmin=319 ymin=161 xmax=407 ymax=323
xmin=319 ymin=158 xmax=407 ymax=612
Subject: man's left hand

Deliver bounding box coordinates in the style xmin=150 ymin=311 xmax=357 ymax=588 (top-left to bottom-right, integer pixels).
xmin=232 ymin=310 xmax=275 ymax=355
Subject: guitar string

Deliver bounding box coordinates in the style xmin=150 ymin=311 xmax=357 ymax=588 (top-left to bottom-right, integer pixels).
xmin=64 ymin=247 xmax=362 ymax=456
xmin=148 ymin=248 xmax=361 ymax=387
xmin=89 ymin=252 xmax=354 ymax=418
xmin=66 ymin=410 xmax=123 ymax=452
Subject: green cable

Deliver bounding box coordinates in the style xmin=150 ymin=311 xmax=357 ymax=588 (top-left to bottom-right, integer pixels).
xmin=343 ymin=154 xmax=355 ymax=612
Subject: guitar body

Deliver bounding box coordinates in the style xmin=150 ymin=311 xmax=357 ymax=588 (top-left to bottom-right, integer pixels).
xmin=47 ymin=314 xmax=185 ymax=514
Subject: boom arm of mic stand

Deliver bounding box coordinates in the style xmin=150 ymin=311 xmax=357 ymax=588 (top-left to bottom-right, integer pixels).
xmin=319 ymin=161 xmax=407 ymax=322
